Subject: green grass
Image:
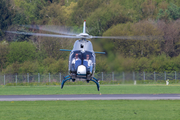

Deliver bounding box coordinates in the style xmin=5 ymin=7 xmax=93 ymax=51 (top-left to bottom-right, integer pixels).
xmin=4 ymin=80 xmax=180 ymax=86
xmin=0 ymin=84 xmax=180 ymax=120
xmin=0 ymin=100 xmax=180 ymax=120
xmin=0 ymin=84 xmax=180 ymax=95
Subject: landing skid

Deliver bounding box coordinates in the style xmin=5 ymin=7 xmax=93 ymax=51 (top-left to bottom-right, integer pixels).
xmin=61 ymin=75 xmax=100 ymax=91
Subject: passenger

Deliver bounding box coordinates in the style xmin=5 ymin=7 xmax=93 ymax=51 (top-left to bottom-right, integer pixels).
xmin=84 ymin=54 xmax=93 ymax=74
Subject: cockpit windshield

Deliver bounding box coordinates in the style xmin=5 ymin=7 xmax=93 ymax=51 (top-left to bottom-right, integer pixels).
xmin=69 ymin=51 xmax=95 ymax=73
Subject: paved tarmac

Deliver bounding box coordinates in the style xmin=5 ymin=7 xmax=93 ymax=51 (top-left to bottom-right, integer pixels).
xmin=0 ymin=94 xmax=180 ymax=101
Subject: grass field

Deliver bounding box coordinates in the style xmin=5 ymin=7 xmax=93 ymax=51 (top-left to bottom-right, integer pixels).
xmin=0 ymin=84 xmax=180 ymax=95
xmin=0 ymin=100 xmax=180 ymax=120
xmin=0 ymin=85 xmax=180 ymax=120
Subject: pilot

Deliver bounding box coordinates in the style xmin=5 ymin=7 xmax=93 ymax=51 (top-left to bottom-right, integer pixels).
xmin=72 ymin=53 xmax=81 ymax=64
xmin=71 ymin=53 xmax=81 ymax=71
xmin=84 ymin=54 xmax=93 ymax=74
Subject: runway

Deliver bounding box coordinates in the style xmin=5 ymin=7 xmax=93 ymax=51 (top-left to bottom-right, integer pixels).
xmin=0 ymin=94 xmax=180 ymax=101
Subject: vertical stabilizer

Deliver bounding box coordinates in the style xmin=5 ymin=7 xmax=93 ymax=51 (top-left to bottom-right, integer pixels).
xmin=83 ymin=20 xmax=86 ymax=33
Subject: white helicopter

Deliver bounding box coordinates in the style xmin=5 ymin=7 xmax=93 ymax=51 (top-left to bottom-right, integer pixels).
xmin=6 ymin=20 xmax=159 ymax=91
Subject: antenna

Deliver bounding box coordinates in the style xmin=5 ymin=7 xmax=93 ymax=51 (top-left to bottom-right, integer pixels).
xmin=83 ymin=20 xmax=86 ymax=33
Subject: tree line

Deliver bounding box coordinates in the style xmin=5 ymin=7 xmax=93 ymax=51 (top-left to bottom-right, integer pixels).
xmin=1 ymin=0 xmax=180 ymax=74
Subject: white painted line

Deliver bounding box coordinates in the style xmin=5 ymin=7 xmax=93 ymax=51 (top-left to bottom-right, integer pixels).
xmin=0 ymin=97 xmax=180 ymax=101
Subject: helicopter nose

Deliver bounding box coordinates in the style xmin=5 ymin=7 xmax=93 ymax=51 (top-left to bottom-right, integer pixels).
xmin=77 ymin=65 xmax=87 ymax=75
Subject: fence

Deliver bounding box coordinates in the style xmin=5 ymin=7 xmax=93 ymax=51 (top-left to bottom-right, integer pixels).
xmin=0 ymin=72 xmax=180 ymax=85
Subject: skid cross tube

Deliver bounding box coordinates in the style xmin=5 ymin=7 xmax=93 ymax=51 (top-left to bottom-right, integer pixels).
xmin=61 ymin=76 xmax=100 ymax=91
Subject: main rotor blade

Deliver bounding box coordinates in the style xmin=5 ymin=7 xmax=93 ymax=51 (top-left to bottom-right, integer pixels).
xmin=91 ymin=36 xmax=162 ymax=40
xmin=6 ymin=31 xmax=82 ymax=39
xmin=6 ymin=31 xmax=162 ymax=40
xmin=22 ymin=25 xmax=79 ymax=36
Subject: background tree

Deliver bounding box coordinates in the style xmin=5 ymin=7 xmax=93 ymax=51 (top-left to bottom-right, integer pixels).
xmin=87 ymin=2 xmax=132 ymax=36
xmin=157 ymin=3 xmax=180 ymax=21
xmin=7 ymin=41 xmax=37 ymax=63
xmin=158 ymin=20 xmax=180 ymax=57
xmin=14 ymin=0 xmax=47 ymax=24
xmin=39 ymin=2 xmax=77 ymax=25
xmin=0 ymin=0 xmax=13 ymax=39
xmin=71 ymin=0 xmax=104 ymax=26
xmin=141 ymin=0 xmax=157 ymax=19
xmin=102 ymin=20 xmax=163 ymax=58
xmin=0 ymin=41 xmax=9 ymax=72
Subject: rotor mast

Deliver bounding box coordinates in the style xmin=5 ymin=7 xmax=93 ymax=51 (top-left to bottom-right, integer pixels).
xmin=81 ymin=20 xmax=87 ymax=41
xmin=83 ymin=20 xmax=86 ymax=33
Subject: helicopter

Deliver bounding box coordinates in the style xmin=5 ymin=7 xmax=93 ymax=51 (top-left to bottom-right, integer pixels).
xmin=6 ymin=20 xmax=160 ymax=91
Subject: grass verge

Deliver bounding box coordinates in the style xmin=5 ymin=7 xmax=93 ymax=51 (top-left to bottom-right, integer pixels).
xmin=0 ymin=100 xmax=180 ymax=120
xmin=0 ymin=84 xmax=180 ymax=95
xmin=3 ymin=80 xmax=180 ymax=86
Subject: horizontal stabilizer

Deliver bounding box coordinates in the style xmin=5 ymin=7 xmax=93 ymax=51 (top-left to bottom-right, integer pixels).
xmin=60 ymin=49 xmax=71 ymax=52
xmin=95 ymin=52 xmax=106 ymax=54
